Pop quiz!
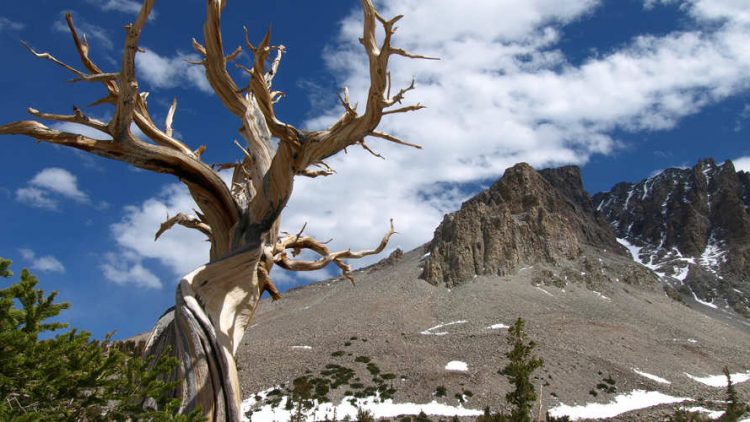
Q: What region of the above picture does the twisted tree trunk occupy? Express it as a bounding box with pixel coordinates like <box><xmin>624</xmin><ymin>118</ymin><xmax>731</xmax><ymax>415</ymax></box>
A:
<box><xmin>0</xmin><ymin>0</ymin><xmax>433</xmax><ymax>419</ymax></box>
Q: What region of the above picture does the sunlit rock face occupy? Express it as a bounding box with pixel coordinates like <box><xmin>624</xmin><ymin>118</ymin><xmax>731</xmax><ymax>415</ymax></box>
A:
<box><xmin>420</xmin><ymin>162</ymin><xmax>622</xmax><ymax>288</ymax></box>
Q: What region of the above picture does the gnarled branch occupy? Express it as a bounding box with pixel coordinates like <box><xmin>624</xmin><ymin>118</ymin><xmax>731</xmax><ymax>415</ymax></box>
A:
<box><xmin>273</xmin><ymin>219</ymin><xmax>397</xmax><ymax>282</ymax></box>
<box><xmin>155</xmin><ymin>213</ymin><xmax>213</xmax><ymax>241</ymax></box>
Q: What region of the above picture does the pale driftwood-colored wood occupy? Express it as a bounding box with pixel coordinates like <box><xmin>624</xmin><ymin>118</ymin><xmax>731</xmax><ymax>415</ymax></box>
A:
<box><xmin>0</xmin><ymin>0</ymin><xmax>431</xmax><ymax>419</ymax></box>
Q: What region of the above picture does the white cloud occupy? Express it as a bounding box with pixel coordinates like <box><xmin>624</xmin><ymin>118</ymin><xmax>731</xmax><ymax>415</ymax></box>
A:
<box><xmin>277</xmin><ymin>0</ymin><xmax>750</xmax><ymax>258</ymax></box>
<box><xmin>0</xmin><ymin>16</ymin><xmax>24</xmax><ymax>32</ymax></box>
<box><xmin>16</xmin><ymin>187</ymin><xmax>58</xmax><ymax>210</ymax></box>
<box><xmin>84</xmin><ymin>0</ymin><xmax>147</xmax><ymax>16</ymax></box>
<box><xmin>16</xmin><ymin>167</ymin><xmax>89</xmax><ymax>210</ymax></box>
<box><xmin>108</xmin><ymin>184</ymin><xmax>211</xmax><ymax>279</ymax></box>
<box><xmin>52</xmin><ymin>12</ymin><xmax>113</xmax><ymax>50</ymax></box>
<box><xmin>136</xmin><ymin>48</ymin><xmax>212</xmax><ymax>93</ymax></box>
<box><xmin>29</xmin><ymin>168</ymin><xmax>89</xmax><ymax>202</ymax></box>
<box><xmin>19</xmin><ymin>248</ymin><xmax>66</xmax><ymax>273</ymax></box>
<box><xmin>99</xmin><ymin>0</ymin><xmax>750</xmax><ymax>281</ymax></box>
<box><xmin>100</xmin><ymin>252</ymin><xmax>161</xmax><ymax>289</ymax></box>
<box><xmin>734</xmin><ymin>156</ymin><xmax>750</xmax><ymax>172</ymax></box>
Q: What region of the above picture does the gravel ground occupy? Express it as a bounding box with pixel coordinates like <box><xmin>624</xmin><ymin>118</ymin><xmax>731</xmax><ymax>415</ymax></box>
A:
<box><xmin>236</xmin><ymin>247</ymin><xmax>750</xmax><ymax>421</ymax></box>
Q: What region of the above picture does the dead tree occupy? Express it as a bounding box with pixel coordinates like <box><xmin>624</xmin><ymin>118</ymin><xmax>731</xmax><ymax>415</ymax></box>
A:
<box><xmin>0</xmin><ymin>0</ymin><xmax>433</xmax><ymax>420</ymax></box>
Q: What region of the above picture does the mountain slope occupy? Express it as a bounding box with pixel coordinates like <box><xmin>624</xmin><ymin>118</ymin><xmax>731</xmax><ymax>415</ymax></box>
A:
<box><xmin>594</xmin><ymin>159</ymin><xmax>750</xmax><ymax>317</ymax></box>
<box><xmin>235</xmin><ymin>161</ymin><xmax>750</xmax><ymax>421</ymax></box>
<box><xmin>237</xmin><ymin>248</ymin><xmax>750</xmax><ymax>421</ymax></box>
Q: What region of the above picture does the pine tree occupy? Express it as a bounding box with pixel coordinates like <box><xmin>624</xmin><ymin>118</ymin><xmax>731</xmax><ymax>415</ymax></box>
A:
<box><xmin>719</xmin><ymin>366</ymin><xmax>749</xmax><ymax>422</ymax></box>
<box><xmin>0</xmin><ymin>257</ymin><xmax>203</xmax><ymax>421</ymax></box>
<box><xmin>499</xmin><ymin>318</ymin><xmax>544</xmax><ymax>422</ymax></box>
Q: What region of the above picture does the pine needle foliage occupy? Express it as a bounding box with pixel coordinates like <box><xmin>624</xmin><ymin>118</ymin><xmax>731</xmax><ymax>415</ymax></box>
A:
<box><xmin>499</xmin><ymin>318</ymin><xmax>544</xmax><ymax>422</ymax></box>
<box><xmin>0</xmin><ymin>257</ymin><xmax>203</xmax><ymax>421</ymax></box>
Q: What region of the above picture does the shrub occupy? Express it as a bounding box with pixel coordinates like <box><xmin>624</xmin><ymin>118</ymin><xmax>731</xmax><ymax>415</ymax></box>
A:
<box><xmin>435</xmin><ymin>385</ymin><xmax>447</xmax><ymax>397</ymax></box>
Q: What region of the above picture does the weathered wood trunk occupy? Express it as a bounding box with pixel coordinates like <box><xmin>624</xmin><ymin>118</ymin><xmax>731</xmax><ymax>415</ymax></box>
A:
<box><xmin>144</xmin><ymin>251</ymin><xmax>262</xmax><ymax>420</ymax></box>
<box><xmin>0</xmin><ymin>0</ymin><xmax>430</xmax><ymax>420</ymax></box>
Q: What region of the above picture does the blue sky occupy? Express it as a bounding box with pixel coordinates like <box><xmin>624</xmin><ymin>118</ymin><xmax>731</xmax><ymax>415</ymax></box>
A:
<box><xmin>1</xmin><ymin>0</ymin><xmax>749</xmax><ymax>339</ymax></box>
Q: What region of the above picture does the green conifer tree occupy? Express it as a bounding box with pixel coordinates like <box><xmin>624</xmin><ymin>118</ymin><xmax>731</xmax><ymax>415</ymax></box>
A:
<box><xmin>719</xmin><ymin>366</ymin><xmax>749</xmax><ymax>422</ymax></box>
<box><xmin>0</xmin><ymin>257</ymin><xmax>203</xmax><ymax>421</ymax></box>
<box><xmin>499</xmin><ymin>318</ymin><xmax>544</xmax><ymax>422</ymax></box>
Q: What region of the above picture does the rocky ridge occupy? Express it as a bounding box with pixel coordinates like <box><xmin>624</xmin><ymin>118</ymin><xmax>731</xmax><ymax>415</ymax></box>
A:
<box><xmin>420</xmin><ymin>163</ymin><xmax>654</xmax><ymax>290</ymax></box>
<box><xmin>594</xmin><ymin>159</ymin><xmax>750</xmax><ymax>317</ymax></box>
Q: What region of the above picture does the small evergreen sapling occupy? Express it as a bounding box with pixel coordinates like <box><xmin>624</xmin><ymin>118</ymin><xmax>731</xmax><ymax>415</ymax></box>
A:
<box><xmin>499</xmin><ymin>318</ymin><xmax>544</xmax><ymax>422</ymax></box>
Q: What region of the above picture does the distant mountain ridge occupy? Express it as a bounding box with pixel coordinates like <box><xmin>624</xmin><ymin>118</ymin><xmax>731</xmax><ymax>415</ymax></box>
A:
<box><xmin>421</xmin><ymin>159</ymin><xmax>750</xmax><ymax>318</ymax></box>
<box><xmin>595</xmin><ymin>159</ymin><xmax>750</xmax><ymax>317</ymax></box>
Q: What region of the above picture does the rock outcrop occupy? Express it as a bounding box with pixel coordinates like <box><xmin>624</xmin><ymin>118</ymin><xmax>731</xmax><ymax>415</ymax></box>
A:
<box><xmin>420</xmin><ymin>163</ymin><xmax>623</xmax><ymax>287</ymax></box>
<box><xmin>594</xmin><ymin>159</ymin><xmax>750</xmax><ymax>316</ymax></box>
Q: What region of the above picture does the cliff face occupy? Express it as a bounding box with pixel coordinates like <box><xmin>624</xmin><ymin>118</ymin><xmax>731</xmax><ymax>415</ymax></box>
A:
<box><xmin>594</xmin><ymin>159</ymin><xmax>750</xmax><ymax>316</ymax></box>
<box><xmin>420</xmin><ymin>163</ymin><xmax>622</xmax><ymax>287</ymax></box>
<box><xmin>420</xmin><ymin>159</ymin><xmax>750</xmax><ymax>317</ymax></box>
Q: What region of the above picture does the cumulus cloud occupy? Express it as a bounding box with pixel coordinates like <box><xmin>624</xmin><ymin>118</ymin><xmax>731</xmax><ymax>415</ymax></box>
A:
<box><xmin>83</xmin><ymin>0</ymin><xmax>149</xmax><ymax>16</ymax></box>
<box><xmin>136</xmin><ymin>48</ymin><xmax>211</xmax><ymax>93</ymax></box>
<box><xmin>19</xmin><ymin>249</ymin><xmax>65</xmax><ymax>273</ymax></box>
<box><xmin>16</xmin><ymin>168</ymin><xmax>89</xmax><ymax>210</ymax></box>
<box><xmin>107</xmin><ymin>184</ymin><xmax>211</xmax><ymax>281</ymax></box>
<box><xmin>0</xmin><ymin>16</ymin><xmax>24</xmax><ymax>32</ymax></box>
<box><xmin>279</xmin><ymin>0</ymin><xmax>750</xmax><ymax>258</ymax></box>
<box><xmin>100</xmin><ymin>252</ymin><xmax>161</xmax><ymax>289</ymax></box>
<box><xmin>103</xmin><ymin>0</ymin><xmax>750</xmax><ymax>280</ymax></box>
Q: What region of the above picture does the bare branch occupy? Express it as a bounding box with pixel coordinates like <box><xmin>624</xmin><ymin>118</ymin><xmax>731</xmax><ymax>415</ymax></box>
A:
<box><xmin>390</xmin><ymin>47</ymin><xmax>439</xmax><ymax>61</ymax></box>
<box><xmin>165</xmin><ymin>97</ymin><xmax>177</xmax><ymax>137</ymax></box>
<box><xmin>212</xmin><ymin>162</ymin><xmax>240</xmax><ymax>172</ymax></box>
<box><xmin>337</xmin><ymin>86</ymin><xmax>358</xmax><ymax>116</ymax></box>
<box><xmin>367</xmin><ymin>130</ymin><xmax>422</xmax><ymax>149</ymax></box>
<box><xmin>225</xmin><ymin>45</ymin><xmax>243</xmax><ymax>62</ymax></box>
<box><xmin>257</xmin><ymin>265</ymin><xmax>281</xmax><ymax>300</ymax></box>
<box><xmin>155</xmin><ymin>213</ymin><xmax>213</xmax><ymax>241</ymax></box>
<box><xmin>111</xmin><ymin>0</ymin><xmax>154</xmax><ymax>141</ymax></box>
<box><xmin>266</xmin><ymin>45</ymin><xmax>285</xmax><ymax>85</ymax></box>
<box><xmin>203</xmin><ymin>1</ymin><xmax>247</xmax><ymax>118</ymax></box>
<box><xmin>21</xmin><ymin>41</ymin><xmax>85</xmax><ymax>78</ymax></box>
<box><xmin>27</xmin><ymin>107</ymin><xmax>110</xmax><ymax>136</ymax></box>
<box><xmin>65</xmin><ymin>13</ymin><xmax>107</xmax><ymax>76</ymax></box>
<box><xmin>385</xmin><ymin>78</ymin><xmax>416</xmax><ymax>107</ymax></box>
<box><xmin>358</xmin><ymin>140</ymin><xmax>385</xmax><ymax>159</ymax></box>
<box><xmin>192</xmin><ymin>38</ymin><xmax>207</xmax><ymax>57</ymax></box>
<box><xmin>297</xmin><ymin>167</ymin><xmax>334</xmax><ymax>178</ymax></box>
<box><xmin>273</xmin><ymin>219</ymin><xmax>397</xmax><ymax>283</ymax></box>
<box><xmin>69</xmin><ymin>72</ymin><xmax>119</xmax><ymax>84</ymax></box>
<box><xmin>382</xmin><ymin>103</ymin><xmax>425</xmax><ymax>115</ymax></box>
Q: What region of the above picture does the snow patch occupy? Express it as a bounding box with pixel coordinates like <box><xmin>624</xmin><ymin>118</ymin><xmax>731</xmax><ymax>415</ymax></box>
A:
<box><xmin>420</xmin><ymin>320</ymin><xmax>467</xmax><ymax>336</ymax></box>
<box><xmin>445</xmin><ymin>361</ymin><xmax>468</xmax><ymax>372</ymax></box>
<box><xmin>487</xmin><ymin>323</ymin><xmax>510</xmax><ymax>330</ymax></box>
<box><xmin>632</xmin><ymin>368</ymin><xmax>671</xmax><ymax>384</ymax></box>
<box><xmin>683</xmin><ymin>406</ymin><xmax>724</xmax><ymax>419</ymax></box>
<box><xmin>548</xmin><ymin>390</ymin><xmax>689</xmax><ymax>421</ymax></box>
<box><xmin>592</xmin><ymin>291</ymin><xmax>611</xmax><ymax>301</ymax></box>
<box><xmin>684</xmin><ymin>371</ymin><xmax>750</xmax><ymax>387</ymax></box>
<box><xmin>699</xmin><ymin>232</ymin><xmax>727</xmax><ymax>275</ymax></box>
<box><xmin>690</xmin><ymin>289</ymin><xmax>718</xmax><ymax>309</ymax></box>
<box><xmin>536</xmin><ymin>286</ymin><xmax>554</xmax><ymax>297</ymax></box>
<box><xmin>291</xmin><ymin>345</ymin><xmax>312</xmax><ymax>350</ymax></box>
<box><xmin>241</xmin><ymin>391</ymin><xmax>483</xmax><ymax>422</ymax></box>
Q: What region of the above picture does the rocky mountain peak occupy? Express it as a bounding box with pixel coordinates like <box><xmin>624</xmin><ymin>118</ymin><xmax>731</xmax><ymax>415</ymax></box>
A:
<box><xmin>594</xmin><ymin>159</ymin><xmax>750</xmax><ymax>316</ymax></box>
<box><xmin>420</xmin><ymin>163</ymin><xmax>623</xmax><ymax>287</ymax></box>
